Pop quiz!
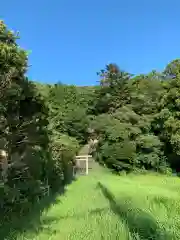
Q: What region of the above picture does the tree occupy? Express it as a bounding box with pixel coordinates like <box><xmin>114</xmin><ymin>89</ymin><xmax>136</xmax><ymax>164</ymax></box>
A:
<box><xmin>163</xmin><ymin>59</ymin><xmax>180</xmax><ymax>79</ymax></box>
<box><xmin>0</xmin><ymin>21</ymin><xmax>53</xmax><ymax>215</ymax></box>
<box><xmin>129</xmin><ymin>72</ymin><xmax>164</xmax><ymax>115</ymax></box>
<box><xmin>152</xmin><ymin>69</ymin><xmax>180</xmax><ymax>171</ymax></box>
<box><xmin>91</xmin><ymin>63</ymin><xmax>132</xmax><ymax>114</ymax></box>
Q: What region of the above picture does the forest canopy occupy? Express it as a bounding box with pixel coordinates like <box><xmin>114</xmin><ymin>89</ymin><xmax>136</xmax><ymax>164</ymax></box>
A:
<box><xmin>37</xmin><ymin>59</ymin><xmax>180</xmax><ymax>174</ymax></box>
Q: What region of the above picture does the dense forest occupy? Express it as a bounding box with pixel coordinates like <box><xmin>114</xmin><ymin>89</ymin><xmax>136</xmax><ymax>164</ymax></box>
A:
<box><xmin>1</xmin><ymin>20</ymin><xmax>180</xmax><ymax>219</ymax></box>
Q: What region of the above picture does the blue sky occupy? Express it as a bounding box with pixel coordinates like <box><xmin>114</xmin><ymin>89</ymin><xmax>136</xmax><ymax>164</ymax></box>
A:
<box><xmin>1</xmin><ymin>0</ymin><xmax>180</xmax><ymax>85</ymax></box>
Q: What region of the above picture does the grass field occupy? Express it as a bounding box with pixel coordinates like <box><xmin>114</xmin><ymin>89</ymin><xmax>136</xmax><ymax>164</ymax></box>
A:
<box><xmin>2</xmin><ymin>166</ymin><xmax>180</xmax><ymax>240</ymax></box>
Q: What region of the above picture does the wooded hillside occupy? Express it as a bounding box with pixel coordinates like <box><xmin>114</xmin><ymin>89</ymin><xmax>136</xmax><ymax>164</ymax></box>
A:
<box><xmin>1</xmin><ymin>20</ymin><xmax>180</xmax><ymax>218</ymax></box>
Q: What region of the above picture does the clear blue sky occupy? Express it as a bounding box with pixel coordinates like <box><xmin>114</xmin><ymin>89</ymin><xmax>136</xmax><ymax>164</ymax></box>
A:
<box><xmin>1</xmin><ymin>1</ymin><xmax>180</xmax><ymax>85</ymax></box>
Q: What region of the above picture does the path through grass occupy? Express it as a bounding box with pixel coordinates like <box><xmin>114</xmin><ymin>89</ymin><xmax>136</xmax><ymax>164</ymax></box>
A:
<box><xmin>4</xmin><ymin>167</ymin><xmax>180</xmax><ymax>239</ymax></box>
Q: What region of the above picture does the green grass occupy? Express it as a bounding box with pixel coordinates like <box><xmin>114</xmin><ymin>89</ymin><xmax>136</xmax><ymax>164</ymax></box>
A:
<box><xmin>2</xmin><ymin>167</ymin><xmax>180</xmax><ymax>239</ymax></box>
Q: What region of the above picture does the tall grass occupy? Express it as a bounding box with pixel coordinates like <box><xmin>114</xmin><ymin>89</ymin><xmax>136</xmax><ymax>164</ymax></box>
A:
<box><xmin>2</xmin><ymin>167</ymin><xmax>180</xmax><ymax>239</ymax></box>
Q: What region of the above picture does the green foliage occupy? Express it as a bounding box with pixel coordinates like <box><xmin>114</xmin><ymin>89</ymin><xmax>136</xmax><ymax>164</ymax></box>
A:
<box><xmin>129</xmin><ymin>74</ymin><xmax>164</xmax><ymax>115</ymax></box>
<box><xmin>47</xmin><ymin>83</ymin><xmax>95</xmax><ymax>144</ymax></box>
<box><xmin>163</xmin><ymin>58</ymin><xmax>180</xmax><ymax>79</ymax></box>
<box><xmin>89</xmin><ymin>61</ymin><xmax>180</xmax><ymax>173</ymax></box>
<box><xmin>0</xmin><ymin>21</ymin><xmax>79</xmax><ymax>217</ymax></box>
<box><xmin>91</xmin><ymin>108</ymin><xmax>166</xmax><ymax>172</ymax></box>
<box><xmin>90</xmin><ymin>64</ymin><xmax>131</xmax><ymax>114</ymax></box>
<box><xmin>1</xmin><ymin>19</ymin><xmax>180</xmax><ymax>225</ymax></box>
<box><xmin>0</xmin><ymin>21</ymin><xmax>49</xmax><ymax>215</ymax></box>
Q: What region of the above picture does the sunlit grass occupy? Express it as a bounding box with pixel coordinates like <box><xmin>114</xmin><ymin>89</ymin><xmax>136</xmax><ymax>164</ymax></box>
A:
<box><xmin>3</xmin><ymin>167</ymin><xmax>180</xmax><ymax>239</ymax></box>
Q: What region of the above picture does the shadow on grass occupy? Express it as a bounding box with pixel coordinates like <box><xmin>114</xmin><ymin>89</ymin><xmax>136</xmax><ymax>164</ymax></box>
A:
<box><xmin>0</xmin><ymin>175</ymin><xmax>77</xmax><ymax>240</ymax></box>
<box><xmin>50</xmin><ymin>207</ymin><xmax>109</xmax><ymax>221</ymax></box>
<box><xmin>97</xmin><ymin>182</ymin><xmax>173</xmax><ymax>240</ymax></box>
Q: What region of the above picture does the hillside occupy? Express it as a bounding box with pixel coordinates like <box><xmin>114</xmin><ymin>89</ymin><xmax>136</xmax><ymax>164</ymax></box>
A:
<box><xmin>1</xmin><ymin>20</ymin><xmax>180</xmax><ymax>240</ymax></box>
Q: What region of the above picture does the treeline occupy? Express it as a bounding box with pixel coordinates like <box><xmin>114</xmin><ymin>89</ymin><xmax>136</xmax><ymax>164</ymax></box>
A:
<box><xmin>88</xmin><ymin>62</ymin><xmax>180</xmax><ymax>174</ymax></box>
<box><xmin>48</xmin><ymin>62</ymin><xmax>180</xmax><ymax>174</ymax></box>
<box><xmin>1</xmin><ymin>20</ymin><xmax>180</xmax><ymax>218</ymax></box>
<box><xmin>41</xmin><ymin>59</ymin><xmax>180</xmax><ymax>175</ymax></box>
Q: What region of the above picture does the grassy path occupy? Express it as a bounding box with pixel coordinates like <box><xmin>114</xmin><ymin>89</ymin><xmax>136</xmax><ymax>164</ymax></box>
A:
<box><xmin>17</xmin><ymin>168</ymin><xmax>128</xmax><ymax>240</ymax></box>
<box><xmin>5</xmin><ymin>166</ymin><xmax>180</xmax><ymax>240</ymax></box>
